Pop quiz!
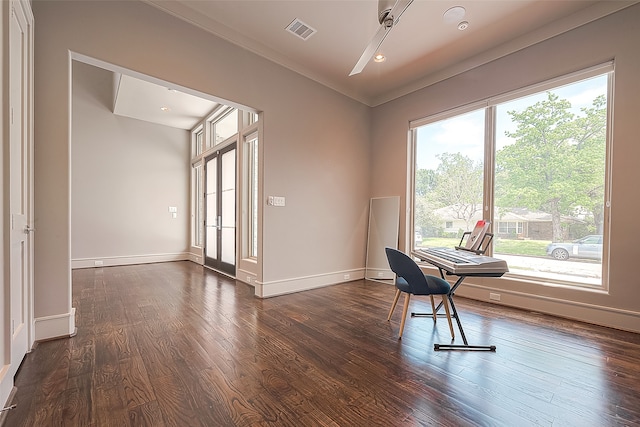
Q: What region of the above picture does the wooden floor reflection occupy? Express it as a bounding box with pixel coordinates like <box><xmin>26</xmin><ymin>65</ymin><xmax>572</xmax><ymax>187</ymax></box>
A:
<box><xmin>5</xmin><ymin>261</ymin><xmax>640</xmax><ymax>426</ymax></box>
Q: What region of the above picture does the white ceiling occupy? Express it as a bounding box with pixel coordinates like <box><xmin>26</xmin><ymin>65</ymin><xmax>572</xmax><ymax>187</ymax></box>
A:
<box><xmin>115</xmin><ymin>0</ymin><xmax>636</xmax><ymax>129</ymax></box>
<box><xmin>113</xmin><ymin>74</ymin><xmax>220</xmax><ymax>130</ymax></box>
<box><xmin>144</xmin><ymin>0</ymin><xmax>636</xmax><ymax>107</ymax></box>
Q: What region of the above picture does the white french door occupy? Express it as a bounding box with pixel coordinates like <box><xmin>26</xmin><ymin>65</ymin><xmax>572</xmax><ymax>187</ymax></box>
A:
<box><xmin>204</xmin><ymin>143</ymin><xmax>237</xmax><ymax>275</ymax></box>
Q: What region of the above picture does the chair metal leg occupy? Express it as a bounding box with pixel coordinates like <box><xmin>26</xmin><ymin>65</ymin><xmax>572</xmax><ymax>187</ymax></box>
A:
<box><xmin>387</xmin><ymin>289</ymin><xmax>401</xmax><ymax>321</ymax></box>
<box><xmin>398</xmin><ymin>293</ymin><xmax>411</xmax><ymax>339</ymax></box>
<box><xmin>441</xmin><ymin>295</ymin><xmax>455</xmax><ymax>339</ymax></box>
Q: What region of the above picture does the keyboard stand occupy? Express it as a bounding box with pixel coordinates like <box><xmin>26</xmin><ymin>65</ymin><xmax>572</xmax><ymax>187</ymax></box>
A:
<box><xmin>412</xmin><ymin>261</ymin><xmax>498</xmax><ymax>352</ymax></box>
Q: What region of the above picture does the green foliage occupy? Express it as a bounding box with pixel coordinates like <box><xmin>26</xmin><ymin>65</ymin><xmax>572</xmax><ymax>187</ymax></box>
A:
<box><xmin>415</xmin><ymin>169</ymin><xmax>436</xmax><ymax>197</ymax></box>
<box><xmin>495</xmin><ymin>92</ymin><xmax>607</xmax><ymax>241</ymax></box>
<box><xmin>414</xmin><ymin>196</ymin><xmax>442</xmax><ymax>237</ymax></box>
<box><xmin>421</xmin><ymin>237</ymin><xmax>461</xmax><ymax>248</ymax></box>
<box><xmin>493</xmin><ymin>239</ymin><xmax>550</xmax><ymax>257</ymax></box>
<box><xmin>415</xmin><ymin>88</ymin><xmax>606</xmax><ymax>243</ymax></box>
<box><xmin>415</xmin><ymin>152</ymin><xmax>483</xmax><ymax>233</ymax></box>
<box><xmin>433</xmin><ymin>152</ymin><xmax>483</xmax><ymax>210</ymax></box>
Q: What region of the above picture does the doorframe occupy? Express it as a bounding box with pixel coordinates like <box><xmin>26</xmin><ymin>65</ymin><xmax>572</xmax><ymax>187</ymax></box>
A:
<box><xmin>204</xmin><ymin>142</ymin><xmax>237</xmax><ymax>276</ymax></box>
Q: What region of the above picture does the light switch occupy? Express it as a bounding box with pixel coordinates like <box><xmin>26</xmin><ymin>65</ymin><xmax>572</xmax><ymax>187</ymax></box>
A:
<box><xmin>268</xmin><ymin>196</ymin><xmax>286</xmax><ymax>207</ymax></box>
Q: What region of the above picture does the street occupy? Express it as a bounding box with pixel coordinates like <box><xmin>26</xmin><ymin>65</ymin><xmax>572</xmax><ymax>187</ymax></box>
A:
<box><xmin>498</xmin><ymin>253</ymin><xmax>601</xmax><ymax>285</ymax></box>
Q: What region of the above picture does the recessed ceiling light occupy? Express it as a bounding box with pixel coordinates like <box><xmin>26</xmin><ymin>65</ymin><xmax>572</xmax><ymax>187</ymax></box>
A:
<box><xmin>160</xmin><ymin>106</ymin><xmax>171</xmax><ymax>112</ymax></box>
<box><xmin>373</xmin><ymin>53</ymin><xmax>386</xmax><ymax>63</ymax></box>
<box><xmin>458</xmin><ymin>21</ymin><xmax>469</xmax><ymax>31</ymax></box>
<box><xmin>443</xmin><ymin>6</ymin><xmax>466</xmax><ymax>24</ymax></box>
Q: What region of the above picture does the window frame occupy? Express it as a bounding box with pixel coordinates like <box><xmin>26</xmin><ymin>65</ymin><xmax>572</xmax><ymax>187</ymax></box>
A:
<box><xmin>243</xmin><ymin>130</ymin><xmax>259</xmax><ymax>259</ymax></box>
<box><xmin>209</xmin><ymin>107</ymin><xmax>238</xmax><ymax>147</ymax></box>
<box><xmin>408</xmin><ymin>62</ymin><xmax>614</xmax><ymax>290</ymax></box>
<box><xmin>190</xmin><ymin>161</ymin><xmax>203</xmax><ymax>248</ymax></box>
<box><xmin>192</xmin><ymin>125</ymin><xmax>203</xmax><ymax>157</ymax></box>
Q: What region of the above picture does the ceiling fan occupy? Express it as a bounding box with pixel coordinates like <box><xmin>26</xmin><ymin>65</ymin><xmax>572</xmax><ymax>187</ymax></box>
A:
<box><xmin>349</xmin><ymin>0</ymin><xmax>415</xmax><ymax>76</ymax></box>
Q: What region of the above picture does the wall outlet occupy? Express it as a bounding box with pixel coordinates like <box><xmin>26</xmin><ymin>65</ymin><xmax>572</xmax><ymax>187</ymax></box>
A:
<box><xmin>489</xmin><ymin>292</ymin><xmax>501</xmax><ymax>301</ymax></box>
<box><xmin>94</xmin><ymin>260</ymin><xmax>103</xmax><ymax>267</ymax></box>
<box><xmin>343</xmin><ymin>274</ymin><xmax>350</xmax><ymax>280</ymax></box>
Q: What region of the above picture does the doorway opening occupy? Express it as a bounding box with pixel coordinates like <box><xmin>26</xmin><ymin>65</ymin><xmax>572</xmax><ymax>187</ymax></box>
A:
<box><xmin>205</xmin><ymin>143</ymin><xmax>237</xmax><ymax>276</ymax></box>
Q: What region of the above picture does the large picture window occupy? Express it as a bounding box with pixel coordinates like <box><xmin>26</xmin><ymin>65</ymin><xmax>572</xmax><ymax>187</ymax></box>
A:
<box><xmin>411</xmin><ymin>64</ymin><xmax>612</xmax><ymax>288</ymax></box>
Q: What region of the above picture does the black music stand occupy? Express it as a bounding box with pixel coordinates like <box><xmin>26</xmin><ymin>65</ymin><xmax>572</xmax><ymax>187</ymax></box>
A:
<box><xmin>413</xmin><ymin>233</ymin><xmax>499</xmax><ymax>352</ymax></box>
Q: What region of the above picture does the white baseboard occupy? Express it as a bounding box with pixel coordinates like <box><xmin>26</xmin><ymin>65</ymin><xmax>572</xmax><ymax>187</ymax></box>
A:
<box><xmin>236</xmin><ymin>268</ymin><xmax>257</xmax><ymax>287</ymax></box>
<box><xmin>365</xmin><ymin>267</ymin><xmax>394</xmax><ymax>281</ymax></box>
<box><xmin>188</xmin><ymin>252</ymin><xmax>203</xmax><ymax>264</ymax></box>
<box><xmin>457</xmin><ymin>283</ymin><xmax>640</xmax><ymax>334</ymax></box>
<box><xmin>253</xmin><ymin>268</ymin><xmax>365</xmax><ymax>298</ymax></box>
<box><xmin>71</xmin><ymin>252</ymin><xmax>190</xmax><ymax>269</ymax></box>
<box><xmin>34</xmin><ymin>307</ymin><xmax>76</xmax><ymax>341</ymax></box>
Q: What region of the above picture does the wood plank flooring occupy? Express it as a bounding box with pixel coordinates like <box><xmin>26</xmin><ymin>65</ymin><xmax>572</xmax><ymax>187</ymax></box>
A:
<box><xmin>4</xmin><ymin>261</ymin><xmax>640</xmax><ymax>426</ymax></box>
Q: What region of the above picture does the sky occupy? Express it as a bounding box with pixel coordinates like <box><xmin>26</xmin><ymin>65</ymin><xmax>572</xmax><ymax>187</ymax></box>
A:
<box><xmin>415</xmin><ymin>74</ymin><xmax>609</xmax><ymax>170</ymax></box>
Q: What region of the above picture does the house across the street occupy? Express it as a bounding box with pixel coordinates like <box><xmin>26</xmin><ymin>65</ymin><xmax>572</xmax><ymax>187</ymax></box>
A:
<box><xmin>429</xmin><ymin>205</ymin><xmax>590</xmax><ymax>241</ymax></box>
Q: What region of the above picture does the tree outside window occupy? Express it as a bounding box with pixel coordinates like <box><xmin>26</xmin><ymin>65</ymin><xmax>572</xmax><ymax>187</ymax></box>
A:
<box><xmin>412</xmin><ymin>70</ymin><xmax>610</xmax><ymax>287</ymax></box>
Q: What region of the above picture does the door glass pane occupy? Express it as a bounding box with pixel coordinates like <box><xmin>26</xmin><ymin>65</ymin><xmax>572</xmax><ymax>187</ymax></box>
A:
<box><xmin>414</xmin><ymin>109</ymin><xmax>486</xmax><ymax>249</ymax></box>
<box><xmin>221</xmin><ymin>190</ymin><xmax>235</xmax><ymax>227</ymax></box>
<box><xmin>221</xmin><ymin>149</ymin><xmax>236</xmax><ymax>192</ymax></box>
<box><xmin>206</xmin><ymin>157</ymin><xmax>216</xmax><ymax>190</ymax></box>
<box><xmin>221</xmin><ymin>228</ymin><xmax>235</xmax><ymax>264</ymax></box>
<box><xmin>206</xmin><ymin>224</ymin><xmax>217</xmax><ymax>259</ymax></box>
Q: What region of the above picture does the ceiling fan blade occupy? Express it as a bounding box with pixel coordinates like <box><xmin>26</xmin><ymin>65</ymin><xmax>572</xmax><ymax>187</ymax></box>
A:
<box><xmin>349</xmin><ymin>25</ymin><xmax>391</xmax><ymax>76</ymax></box>
<box><xmin>349</xmin><ymin>0</ymin><xmax>414</xmax><ymax>76</ymax></box>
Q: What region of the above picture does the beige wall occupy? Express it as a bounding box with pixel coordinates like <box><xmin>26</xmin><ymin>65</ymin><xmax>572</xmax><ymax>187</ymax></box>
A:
<box><xmin>33</xmin><ymin>0</ymin><xmax>370</xmax><ymax>335</ymax></box>
<box><xmin>31</xmin><ymin>0</ymin><xmax>640</xmax><ymax>337</ymax></box>
<box><xmin>71</xmin><ymin>61</ymin><xmax>190</xmax><ymax>267</ymax></box>
<box><xmin>371</xmin><ymin>4</ymin><xmax>640</xmax><ymax>332</ymax></box>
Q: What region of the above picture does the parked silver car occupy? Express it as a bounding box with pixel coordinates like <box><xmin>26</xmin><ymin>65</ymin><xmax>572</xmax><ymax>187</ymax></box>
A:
<box><xmin>546</xmin><ymin>235</ymin><xmax>602</xmax><ymax>260</ymax></box>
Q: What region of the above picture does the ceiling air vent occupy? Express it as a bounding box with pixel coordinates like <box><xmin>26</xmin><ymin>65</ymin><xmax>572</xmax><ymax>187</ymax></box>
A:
<box><xmin>286</xmin><ymin>19</ymin><xmax>317</xmax><ymax>41</ymax></box>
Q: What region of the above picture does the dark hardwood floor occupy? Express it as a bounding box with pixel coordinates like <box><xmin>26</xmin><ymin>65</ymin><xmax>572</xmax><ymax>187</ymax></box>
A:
<box><xmin>4</xmin><ymin>261</ymin><xmax>640</xmax><ymax>426</ymax></box>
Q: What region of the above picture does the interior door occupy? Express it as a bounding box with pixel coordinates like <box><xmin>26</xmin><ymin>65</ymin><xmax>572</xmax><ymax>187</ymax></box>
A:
<box><xmin>204</xmin><ymin>143</ymin><xmax>236</xmax><ymax>275</ymax></box>
<box><xmin>5</xmin><ymin>0</ymin><xmax>33</xmax><ymax>393</ymax></box>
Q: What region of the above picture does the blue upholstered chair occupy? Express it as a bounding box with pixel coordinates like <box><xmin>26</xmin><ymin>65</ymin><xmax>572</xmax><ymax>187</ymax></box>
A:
<box><xmin>385</xmin><ymin>247</ymin><xmax>455</xmax><ymax>339</ymax></box>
